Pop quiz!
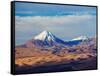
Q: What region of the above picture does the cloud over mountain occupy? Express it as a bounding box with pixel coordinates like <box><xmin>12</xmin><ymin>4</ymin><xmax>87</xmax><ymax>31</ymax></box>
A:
<box><xmin>15</xmin><ymin>15</ymin><xmax>96</xmax><ymax>45</ymax></box>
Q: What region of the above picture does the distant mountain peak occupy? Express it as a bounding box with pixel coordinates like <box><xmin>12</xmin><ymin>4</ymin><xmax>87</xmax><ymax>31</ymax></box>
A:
<box><xmin>71</xmin><ymin>36</ymin><xmax>88</xmax><ymax>41</ymax></box>
<box><xmin>32</xmin><ymin>30</ymin><xmax>65</xmax><ymax>47</ymax></box>
<box><xmin>34</xmin><ymin>30</ymin><xmax>55</xmax><ymax>41</ymax></box>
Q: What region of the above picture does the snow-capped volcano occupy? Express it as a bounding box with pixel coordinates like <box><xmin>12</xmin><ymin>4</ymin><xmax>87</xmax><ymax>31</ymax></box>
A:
<box><xmin>29</xmin><ymin>30</ymin><xmax>65</xmax><ymax>47</ymax></box>
<box><xmin>34</xmin><ymin>30</ymin><xmax>56</xmax><ymax>41</ymax></box>
<box><xmin>71</xmin><ymin>36</ymin><xmax>88</xmax><ymax>41</ymax></box>
<box><xmin>64</xmin><ymin>36</ymin><xmax>89</xmax><ymax>46</ymax></box>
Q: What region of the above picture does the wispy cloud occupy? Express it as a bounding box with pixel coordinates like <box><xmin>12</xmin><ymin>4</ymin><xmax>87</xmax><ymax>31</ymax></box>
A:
<box><xmin>15</xmin><ymin>15</ymin><xmax>96</xmax><ymax>44</ymax></box>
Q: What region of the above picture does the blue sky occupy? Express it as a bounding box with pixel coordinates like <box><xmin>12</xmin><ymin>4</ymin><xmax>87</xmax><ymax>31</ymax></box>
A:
<box><xmin>15</xmin><ymin>2</ymin><xmax>97</xmax><ymax>45</ymax></box>
<box><xmin>15</xmin><ymin>2</ymin><xmax>96</xmax><ymax>16</ymax></box>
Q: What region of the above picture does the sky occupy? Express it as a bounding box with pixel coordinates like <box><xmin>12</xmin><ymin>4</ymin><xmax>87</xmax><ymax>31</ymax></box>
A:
<box><xmin>15</xmin><ymin>2</ymin><xmax>97</xmax><ymax>45</ymax></box>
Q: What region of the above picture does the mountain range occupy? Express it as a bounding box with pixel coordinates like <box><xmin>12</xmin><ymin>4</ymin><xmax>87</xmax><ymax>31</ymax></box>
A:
<box><xmin>17</xmin><ymin>30</ymin><xmax>91</xmax><ymax>48</ymax></box>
